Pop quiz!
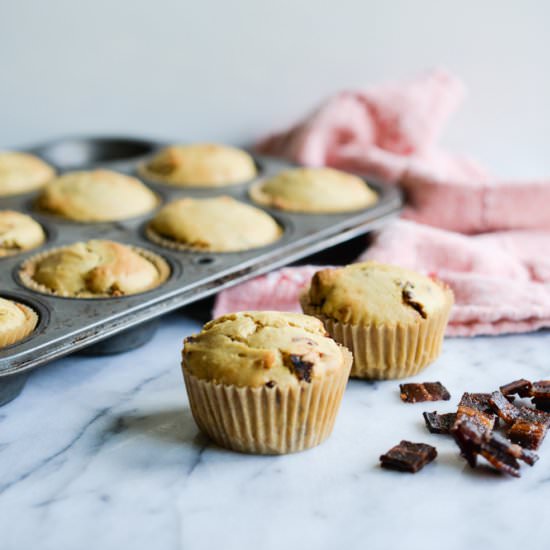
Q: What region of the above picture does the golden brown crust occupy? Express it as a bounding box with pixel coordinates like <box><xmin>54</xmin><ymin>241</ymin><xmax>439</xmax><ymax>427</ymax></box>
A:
<box><xmin>306</xmin><ymin>262</ymin><xmax>454</xmax><ymax>326</ymax></box>
<box><xmin>139</xmin><ymin>143</ymin><xmax>257</xmax><ymax>187</ymax></box>
<box><xmin>146</xmin><ymin>196</ymin><xmax>281</xmax><ymax>252</ymax></box>
<box><xmin>0</xmin><ymin>152</ymin><xmax>55</xmax><ymax>196</ymax></box>
<box><xmin>249</xmin><ymin>168</ymin><xmax>377</xmax><ymax>213</ymax></box>
<box><xmin>19</xmin><ymin>240</ymin><xmax>170</xmax><ymax>298</ymax></box>
<box><xmin>0</xmin><ymin>210</ymin><xmax>45</xmax><ymax>257</ymax></box>
<box><xmin>182</xmin><ymin>311</ymin><xmax>349</xmax><ymax>388</ymax></box>
<box><xmin>0</xmin><ymin>298</ymin><xmax>38</xmax><ymax>348</ymax></box>
<box><xmin>36</xmin><ymin>169</ymin><xmax>158</xmax><ymax>222</ymax></box>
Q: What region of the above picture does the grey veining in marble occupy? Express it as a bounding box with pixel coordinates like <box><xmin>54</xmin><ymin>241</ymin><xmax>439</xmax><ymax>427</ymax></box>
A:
<box><xmin>1</xmin><ymin>311</ymin><xmax>549</xmax><ymax>550</ymax></box>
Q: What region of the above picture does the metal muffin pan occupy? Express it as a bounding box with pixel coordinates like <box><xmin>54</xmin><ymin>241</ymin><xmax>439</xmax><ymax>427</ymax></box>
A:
<box><xmin>0</xmin><ymin>135</ymin><xmax>402</xmax><ymax>403</ymax></box>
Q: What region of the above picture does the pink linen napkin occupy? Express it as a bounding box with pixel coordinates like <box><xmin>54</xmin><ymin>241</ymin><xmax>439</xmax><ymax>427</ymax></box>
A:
<box><xmin>214</xmin><ymin>69</ymin><xmax>550</xmax><ymax>336</ymax></box>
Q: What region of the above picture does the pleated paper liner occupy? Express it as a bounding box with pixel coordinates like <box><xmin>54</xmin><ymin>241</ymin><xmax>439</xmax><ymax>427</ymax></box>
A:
<box><xmin>18</xmin><ymin>244</ymin><xmax>171</xmax><ymax>299</ymax></box>
<box><xmin>145</xmin><ymin>223</ymin><xmax>282</xmax><ymax>253</ymax></box>
<box><xmin>0</xmin><ymin>302</ymin><xmax>38</xmax><ymax>348</ymax></box>
<box><xmin>301</xmin><ymin>293</ymin><xmax>453</xmax><ymax>380</ymax></box>
<box><xmin>182</xmin><ymin>348</ymin><xmax>352</xmax><ymax>455</ymax></box>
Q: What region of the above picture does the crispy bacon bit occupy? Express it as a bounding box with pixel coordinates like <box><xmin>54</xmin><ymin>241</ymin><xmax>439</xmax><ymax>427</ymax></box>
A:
<box><xmin>532</xmin><ymin>398</ymin><xmax>550</xmax><ymax>412</ymax></box>
<box><xmin>423</xmin><ymin>411</ymin><xmax>457</xmax><ymax>435</ymax></box>
<box><xmin>399</xmin><ymin>382</ymin><xmax>450</xmax><ymax>403</ymax></box>
<box><xmin>489</xmin><ymin>391</ymin><xmax>550</xmax><ymax>426</ymax></box>
<box><xmin>454</xmin><ymin>393</ymin><xmax>497</xmax><ymax>434</ymax></box>
<box><xmin>282</xmin><ymin>354</ymin><xmax>314</xmax><ymax>382</ymax></box>
<box><xmin>532</xmin><ymin>380</ymin><xmax>550</xmax><ymax>399</ymax></box>
<box><xmin>508</xmin><ymin>420</ymin><xmax>547</xmax><ymax>450</ymax></box>
<box><xmin>499</xmin><ymin>379</ymin><xmax>533</xmax><ymax>398</ymax></box>
<box><xmin>380</xmin><ymin>441</ymin><xmax>437</xmax><ymax>473</ymax></box>
<box><xmin>401</xmin><ymin>282</ymin><xmax>427</xmax><ymax>319</ymax></box>
<box><xmin>452</xmin><ymin>418</ymin><xmax>538</xmax><ymax>477</ymax></box>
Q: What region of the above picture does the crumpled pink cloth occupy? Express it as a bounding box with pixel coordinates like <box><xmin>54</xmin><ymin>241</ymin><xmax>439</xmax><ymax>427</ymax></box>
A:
<box><xmin>214</xmin><ymin>69</ymin><xmax>550</xmax><ymax>336</ymax></box>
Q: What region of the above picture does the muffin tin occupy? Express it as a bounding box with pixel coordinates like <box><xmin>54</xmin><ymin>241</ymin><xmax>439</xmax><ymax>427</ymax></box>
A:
<box><xmin>0</xmin><ymin>135</ymin><xmax>402</xmax><ymax>404</ymax></box>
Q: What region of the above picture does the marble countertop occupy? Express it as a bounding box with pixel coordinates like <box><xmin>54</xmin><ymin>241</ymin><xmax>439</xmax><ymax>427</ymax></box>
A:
<box><xmin>1</xmin><ymin>311</ymin><xmax>549</xmax><ymax>550</ymax></box>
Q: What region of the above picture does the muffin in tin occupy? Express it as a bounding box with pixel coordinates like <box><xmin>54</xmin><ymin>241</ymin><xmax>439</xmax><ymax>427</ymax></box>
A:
<box><xmin>139</xmin><ymin>143</ymin><xmax>257</xmax><ymax>187</ymax></box>
<box><xmin>249</xmin><ymin>167</ymin><xmax>377</xmax><ymax>213</ymax></box>
<box><xmin>182</xmin><ymin>311</ymin><xmax>352</xmax><ymax>454</ymax></box>
<box><xmin>19</xmin><ymin>239</ymin><xmax>170</xmax><ymax>298</ymax></box>
<box><xmin>0</xmin><ymin>152</ymin><xmax>55</xmax><ymax>197</ymax></box>
<box><xmin>36</xmin><ymin>169</ymin><xmax>158</xmax><ymax>222</ymax></box>
<box><xmin>0</xmin><ymin>210</ymin><xmax>46</xmax><ymax>257</ymax></box>
<box><xmin>146</xmin><ymin>196</ymin><xmax>282</xmax><ymax>252</ymax></box>
<box><xmin>0</xmin><ymin>297</ymin><xmax>38</xmax><ymax>348</ymax></box>
<box><xmin>300</xmin><ymin>261</ymin><xmax>454</xmax><ymax>379</ymax></box>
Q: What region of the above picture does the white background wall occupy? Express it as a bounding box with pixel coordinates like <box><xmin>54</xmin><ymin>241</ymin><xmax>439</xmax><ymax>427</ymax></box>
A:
<box><xmin>1</xmin><ymin>0</ymin><xmax>549</xmax><ymax>177</ymax></box>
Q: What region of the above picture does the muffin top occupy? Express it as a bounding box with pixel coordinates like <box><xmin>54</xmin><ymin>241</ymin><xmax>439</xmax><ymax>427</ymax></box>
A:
<box><xmin>22</xmin><ymin>240</ymin><xmax>167</xmax><ymax>297</ymax></box>
<box><xmin>0</xmin><ymin>297</ymin><xmax>31</xmax><ymax>334</ymax></box>
<box><xmin>305</xmin><ymin>262</ymin><xmax>453</xmax><ymax>325</ymax></box>
<box><xmin>139</xmin><ymin>143</ymin><xmax>257</xmax><ymax>187</ymax></box>
<box><xmin>249</xmin><ymin>167</ymin><xmax>377</xmax><ymax>213</ymax></box>
<box><xmin>0</xmin><ymin>297</ymin><xmax>37</xmax><ymax>347</ymax></box>
<box><xmin>183</xmin><ymin>311</ymin><xmax>347</xmax><ymax>388</ymax></box>
<box><xmin>37</xmin><ymin>169</ymin><xmax>158</xmax><ymax>222</ymax></box>
<box><xmin>0</xmin><ymin>152</ymin><xmax>55</xmax><ymax>196</ymax></box>
<box><xmin>0</xmin><ymin>210</ymin><xmax>45</xmax><ymax>257</ymax></box>
<box><xmin>148</xmin><ymin>196</ymin><xmax>281</xmax><ymax>252</ymax></box>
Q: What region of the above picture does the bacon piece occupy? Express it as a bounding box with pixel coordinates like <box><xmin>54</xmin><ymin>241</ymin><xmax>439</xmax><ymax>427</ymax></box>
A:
<box><xmin>423</xmin><ymin>411</ymin><xmax>456</xmax><ymax>435</ymax></box>
<box><xmin>489</xmin><ymin>391</ymin><xmax>550</xmax><ymax>426</ymax></box>
<box><xmin>452</xmin><ymin>418</ymin><xmax>538</xmax><ymax>477</ymax></box>
<box><xmin>508</xmin><ymin>420</ymin><xmax>548</xmax><ymax>450</ymax></box>
<box><xmin>380</xmin><ymin>441</ymin><xmax>437</xmax><ymax>473</ymax></box>
<box><xmin>399</xmin><ymin>382</ymin><xmax>450</xmax><ymax>403</ymax></box>
<box><xmin>499</xmin><ymin>379</ymin><xmax>533</xmax><ymax>398</ymax></box>
<box><xmin>454</xmin><ymin>393</ymin><xmax>496</xmax><ymax>434</ymax></box>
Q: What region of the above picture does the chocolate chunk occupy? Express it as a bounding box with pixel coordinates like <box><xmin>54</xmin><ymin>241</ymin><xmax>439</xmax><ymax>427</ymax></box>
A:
<box><xmin>287</xmin><ymin>354</ymin><xmax>314</xmax><ymax>382</ymax></box>
<box><xmin>532</xmin><ymin>397</ymin><xmax>550</xmax><ymax>412</ymax></box>
<box><xmin>489</xmin><ymin>391</ymin><xmax>550</xmax><ymax>426</ymax></box>
<box><xmin>380</xmin><ymin>440</ymin><xmax>437</xmax><ymax>473</ymax></box>
<box><xmin>401</xmin><ymin>282</ymin><xmax>427</xmax><ymax>319</ymax></box>
<box><xmin>532</xmin><ymin>380</ymin><xmax>550</xmax><ymax>399</ymax></box>
<box><xmin>500</xmin><ymin>379</ymin><xmax>533</xmax><ymax>398</ymax></box>
<box><xmin>423</xmin><ymin>411</ymin><xmax>457</xmax><ymax>434</ymax></box>
<box><xmin>265</xmin><ymin>380</ymin><xmax>276</xmax><ymax>388</ymax></box>
<box><xmin>452</xmin><ymin>418</ymin><xmax>538</xmax><ymax>477</ymax></box>
<box><xmin>508</xmin><ymin>420</ymin><xmax>547</xmax><ymax>450</ymax></box>
<box><xmin>400</xmin><ymin>382</ymin><xmax>451</xmax><ymax>403</ymax></box>
<box><xmin>454</xmin><ymin>393</ymin><xmax>496</xmax><ymax>434</ymax></box>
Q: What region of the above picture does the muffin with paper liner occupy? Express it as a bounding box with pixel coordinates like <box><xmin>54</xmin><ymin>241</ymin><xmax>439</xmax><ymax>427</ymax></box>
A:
<box><xmin>181</xmin><ymin>311</ymin><xmax>352</xmax><ymax>455</ymax></box>
<box><xmin>300</xmin><ymin>261</ymin><xmax>453</xmax><ymax>380</ymax></box>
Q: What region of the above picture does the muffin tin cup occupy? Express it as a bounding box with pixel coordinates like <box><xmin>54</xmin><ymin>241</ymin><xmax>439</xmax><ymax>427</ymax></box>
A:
<box><xmin>0</xmin><ymin>303</ymin><xmax>38</xmax><ymax>348</ymax></box>
<box><xmin>182</xmin><ymin>348</ymin><xmax>352</xmax><ymax>455</ymax></box>
<box><xmin>18</xmin><ymin>244</ymin><xmax>171</xmax><ymax>299</ymax></box>
<box><xmin>300</xmin><ymin>294</ymin><xmax>453</xmax><ymax>380</ymax></box>
<box><xmin>144</xmin><ymin>223</ymin><xmax>283</xmax><ymax>254</ymax></box>
<box><xmin>0</xmin><ymin>135</ymin><xmax>402</xmax><ymax>404</ymax></box>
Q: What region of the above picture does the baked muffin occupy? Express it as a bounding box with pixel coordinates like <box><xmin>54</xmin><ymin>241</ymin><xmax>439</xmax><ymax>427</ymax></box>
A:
<box><xmin>249</xmin><ymin>167</ymin><xmax>377</xmax><ymax>213</ymax></box>
<box><xmin>0</xmin><ymin>152</ymin><xmax>55</xmax><ymax>196</ymax></box>
<box><xmin>0</xmin><ymin>210</ymin><xmax>45</xmax><ymax>257</ymax></box>
<box><xmin>182</xmin><ymin>311</ymin><xmax>352</xmax><ymax>454</ymax></box>
<box><xmin>139</xmin><ymin>143</ymin><xmax>257</xmax><ymax>187</ymax></box>
<box><xmin>301</xmin><ymin>262</ymin><xmax>454</xmax><ymax>379</ymax></box>
<box><xmin>146</xmin><ymin>196</ymin><xmax>281</xmax><ymax>252</ymax></box>
<box><xmin>36</xmin><ymin>169</ymin><xmax>158</xmax><ymax>222</ymax></box>
<box><xmin>19</xmin><ymin>240</ymin><xmax>170</xmax><ymax>298</ymax></box>
<box><xmin>0</xmin><ymin>297</ymin><xmax>38</xmax><ymax>348</ymax></box>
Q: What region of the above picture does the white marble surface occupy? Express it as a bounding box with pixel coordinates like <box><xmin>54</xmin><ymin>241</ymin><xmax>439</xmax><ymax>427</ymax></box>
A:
<box><xmin>1</xmin><ymin>311</ymin><xmax>550</xmax><ymax>550</ymax></box>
